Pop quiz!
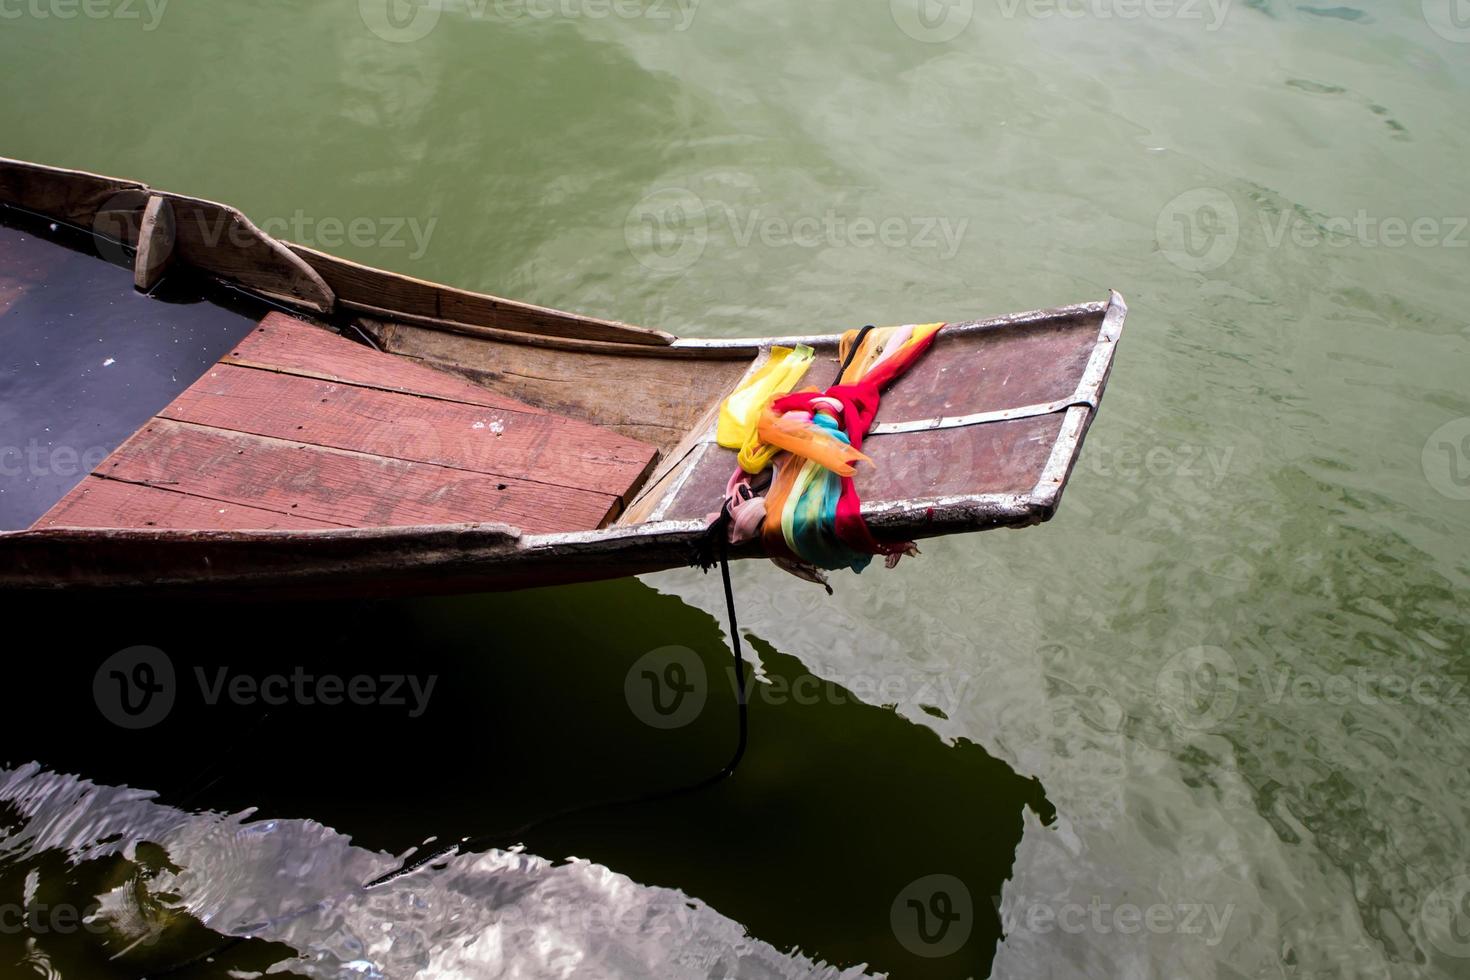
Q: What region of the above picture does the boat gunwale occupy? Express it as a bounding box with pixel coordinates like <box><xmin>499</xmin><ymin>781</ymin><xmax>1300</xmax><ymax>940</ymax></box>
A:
<box><xmin>0</xmin><ymin>493</ymin><xmax>1040</xmax><ymax>594</ymax></box>
<box><xmin>0</xmin><ymin>155</ymin><xmax>1127</xmax><ymax>592</ymax></box>
<box><xmin>0</xmin><ymin>155</ymin><xmax>670</xmax><ymax>348</ymax></box>
<box><xmin>637</xmin><ymin>290</ymin><xmax>1125</xmax><ymax>523</ymax></box>
<box><xmin>0</xmin><ymin>293</ymin><xmax>1126</xmax><ymax>584</ymax></box>
<box><xmin>1</xmin><ymin>155</ymin><xmax>1112</xmax><ymax>359</ymax></box>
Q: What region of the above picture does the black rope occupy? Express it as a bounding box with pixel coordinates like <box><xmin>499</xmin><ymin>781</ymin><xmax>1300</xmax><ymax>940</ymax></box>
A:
<box><xmin>711</xmin><ymin>520</ymin><xmax>749</xmax><ymax>779</ymax></box>
<box><xmin>836</xmin><ymin>324</ymin><xmax>876</xmax><ymax>380</ymax></box>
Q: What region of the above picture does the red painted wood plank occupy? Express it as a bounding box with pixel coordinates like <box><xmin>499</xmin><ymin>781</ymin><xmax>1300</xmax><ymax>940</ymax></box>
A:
<box><xmin>36</xmin><ymin>476</ymin><xmax>344</xmax><ymax>530</ymax></box>
<box><xmin>160</xmin><ymin>364</ymin><xmax>658</xmax><ymax>499</ymax></box>
<box><xmin>223</xmin><ymin>313</ymin><xmax>548</xmax><ymax>414</ymax></box>
<box><xmin>96</xmin><ymin>419</ymin><xmax>617</xmax><ymax>531</ymax></box>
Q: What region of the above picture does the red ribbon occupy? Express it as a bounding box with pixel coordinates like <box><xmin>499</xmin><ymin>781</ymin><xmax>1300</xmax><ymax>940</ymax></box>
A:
<box><xmin>767</xmin><ymin>326</ymin><xmax>943</xmax><ymax>558</ymax></box>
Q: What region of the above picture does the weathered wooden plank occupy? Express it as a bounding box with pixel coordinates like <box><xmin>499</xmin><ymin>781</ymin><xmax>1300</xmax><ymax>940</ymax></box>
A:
<box><xmin>160</xmin><ymin>193</ymin><xmax>335</xmax><ymax>313</ymax></box>
<box><xmin>38</xmin><ymin>476</ymin><xmax>344</xmax><ymax>530</ymax></box>
<box><xmin>361</xmin><ymin>315</ymin><xmax>753</xmax><ymax>358</ymax></box>
<box><xmin>97</xmin><ymin>419</ymin><xmax>618</xmax><ymax>531</ymax></box>
<box><xmin>0</xmin><ymin>156</ymin><xmax>147</xmax><ymax>230</ymax></box>
<box><xmin>659</xmin><ymin>414</ymin><xmax>1066</xmax><ymax>521</ymax></box>
<box><xmin>369</xmin><ymin>318</ymin><xmax>753</xmax><ymax>453</ymax></box>
<box><xmin>0</xmin><ymin>522</ymin><xmax>704</xmax><ymax>598</ymax></box>
<box><xmin>0</xmin><ymin>160</ymin><xmax>336</xmax><ymax>313</ymax></box>
<box><xmin>133</xmin><ymin>195</ymin><xmax>174</xmax><ymax>292</ymax></box>
<box><xmin>290</xmin><ymin>243</ymin><xmax>673</xmax><ymax>346</ymax></box>
<box><xmin>876</xmin><ymin>318</ymin><xmax>1097</xmax><ymax>422</ymax></box>
<box><xmin>161</xmin><ymin>364</ymin><xmax>659</xmax><ymax>499</ymax></box>
<box><xmin>223</xmin><ymin>313</ymin><xmax>548</xmax><ymax>415</ymax></box>
<box><xmin>856</xmin><ymin>416</ymin><xmax>1065</xmax><ymax>500</ymax></box>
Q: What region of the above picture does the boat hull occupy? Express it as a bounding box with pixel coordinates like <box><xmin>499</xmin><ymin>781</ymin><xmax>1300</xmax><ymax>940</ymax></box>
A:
<box><xmin>0</xmin><ymin>156</ymin><xmax>1125</xmax><ymax>595</ymax></box>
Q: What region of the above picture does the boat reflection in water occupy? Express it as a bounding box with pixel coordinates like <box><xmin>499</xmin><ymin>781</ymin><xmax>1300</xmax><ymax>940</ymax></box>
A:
<box><xmin>0</xmin><ymin>580</ymin><xmax>1052</xmax><ymax>978</ymax></box>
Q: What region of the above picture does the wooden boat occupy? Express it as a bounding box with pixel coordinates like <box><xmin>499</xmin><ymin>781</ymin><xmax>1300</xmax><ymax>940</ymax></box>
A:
<box><xmin>0</xmin><ymin>156</ymin><xmax>1125</xmax><ymax>596</ymax></box>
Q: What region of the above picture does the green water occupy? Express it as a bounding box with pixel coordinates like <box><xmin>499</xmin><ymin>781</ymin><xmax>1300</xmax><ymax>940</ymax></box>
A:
<box><xmin>3</xmin><ymin>0</ymin><xmax>1470</xmax><ymax>977</ymax></box>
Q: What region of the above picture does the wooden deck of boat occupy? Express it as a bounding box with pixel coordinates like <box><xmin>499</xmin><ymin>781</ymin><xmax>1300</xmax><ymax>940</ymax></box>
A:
<box><xmin>34</xmin><ymin>313</ymin><xmax>660</xmax><ymax>533</ymax></box>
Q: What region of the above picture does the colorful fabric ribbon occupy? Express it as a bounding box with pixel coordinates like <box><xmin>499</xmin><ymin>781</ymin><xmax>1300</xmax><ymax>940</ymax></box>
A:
<box><xmin>716</xmin><ymin>344</ymin><xmax>814</xmax><ymax>471</ymax></box>
<box><xmin>714</xmin><ymin>323</ymin><xmax>944</xmax><ymax>576</ymax></box>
